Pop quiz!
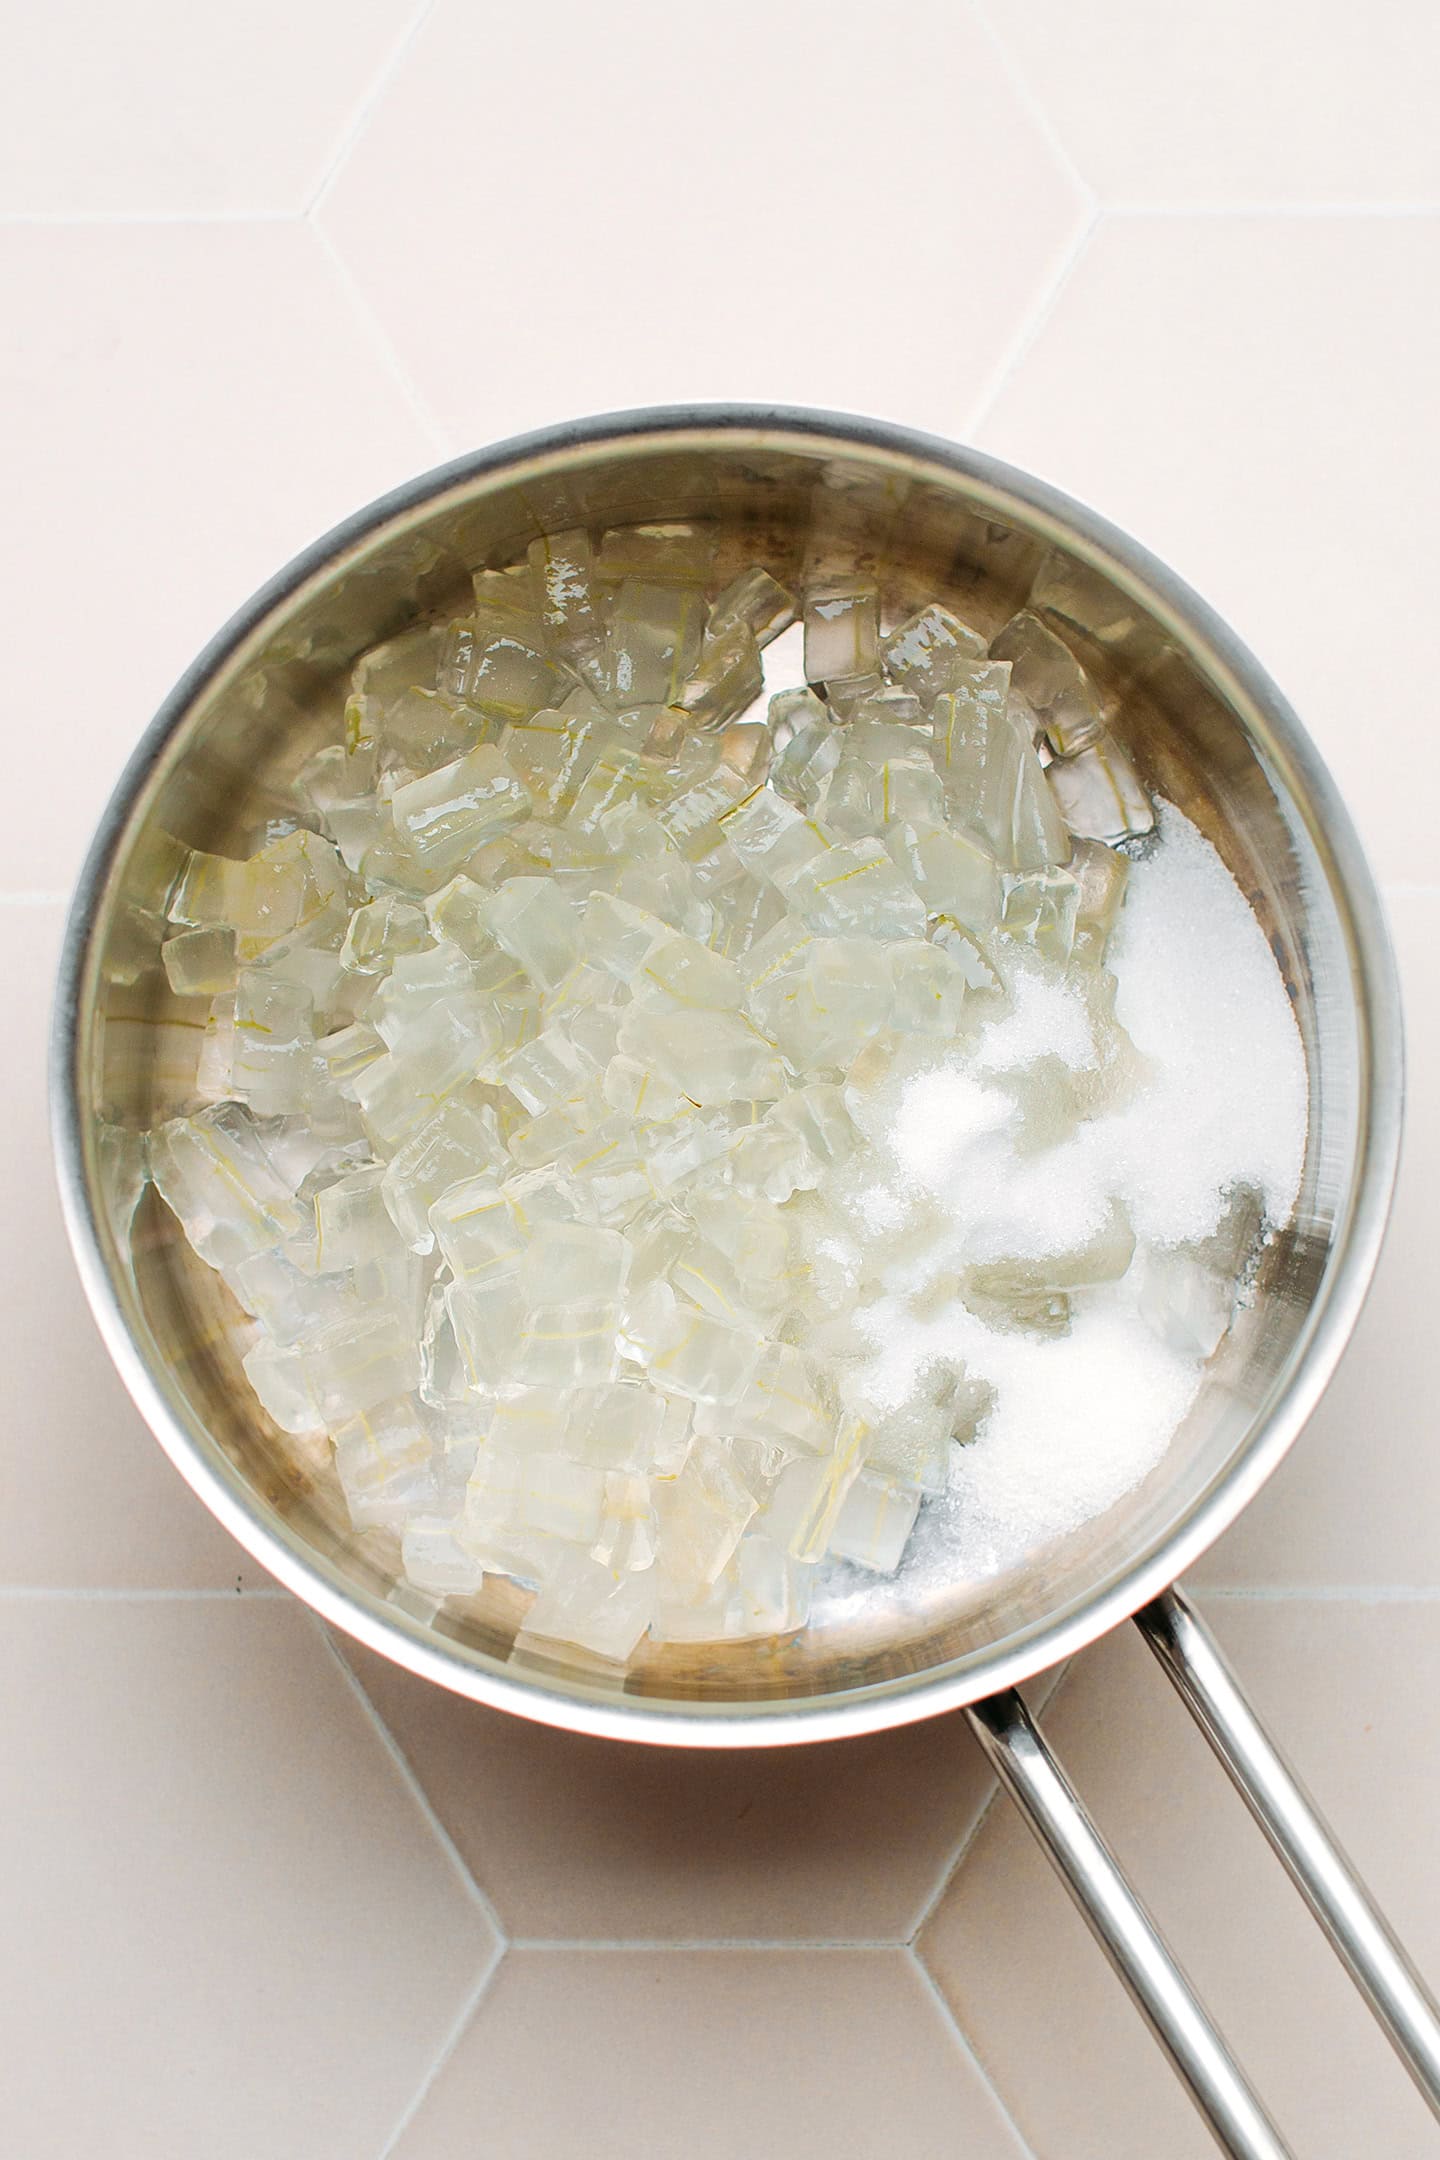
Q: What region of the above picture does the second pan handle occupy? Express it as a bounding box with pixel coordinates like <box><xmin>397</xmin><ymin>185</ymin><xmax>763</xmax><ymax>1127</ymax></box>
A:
<box><xmin>968</xmin><ymin>1586</ymin><xmax>1440</xmax><ymax>2159</ymax></box>
<box><xmin>966</xmin><ymin>1689</ymin><xmax>1293</xmax><ymax>2159</ymax></box>
<box><xmin>1137</xmin><ymin>1585</ymin><xmax>1440</xmax><ymax>2120</ymax></box>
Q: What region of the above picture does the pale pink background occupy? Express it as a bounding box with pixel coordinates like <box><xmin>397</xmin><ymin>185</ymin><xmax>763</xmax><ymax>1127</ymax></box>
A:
<box><xmin>4</xmin><ymin>4</ymin><xmax>1439</xmax><ymax>2153</ymax></box>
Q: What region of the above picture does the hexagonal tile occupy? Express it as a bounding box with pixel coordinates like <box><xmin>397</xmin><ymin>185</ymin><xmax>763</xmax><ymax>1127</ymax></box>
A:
<box><xmin>319</xmin><ymin>0</ymin><xmax>1089</xmax><ymax>448</ymax></box>
<box><xmin>391</xmin><ymin>1946</ymin><xmax>1028</xmax><ymax>2159</ymax></box>
<box><xmin>0</xmin><ymin>221</ymin><xmax>438</xmax><ymax>897</ymax></box>
<box><xmin>979</xmin><ymin>0</ymin><xmax>1440</xmax><ymax>206</ymax></box>
<box><xmin>340</xmin><ymin>1635</ymin><xmax>1001</xmax><ymax>1943</ymax></box>
<box><xmin>919</xmin><ymin>1597</ymin><xmax>1440</xmax><ymax>2158</ymax></box>
<box><xmin>1</xmin><ymin>0</ymin><xmax>427</xmax><ymax>215</ymax></box>
<box><xmin>5</xmin><ymin>903</ymin><xmax>276</xmax><ymax>1588</ymax></box>
<box><xmin>1196</xmin><ymin>887</ymin><xmax>1439</xmax><ymax>1590</ymax></box>
<box><xmin>975</xmin><ymin>212</ymin><xmax>1440</xmax><ymax>869</ymax></box>
<box><xmin>0</xmin><ymin>1599</ymin><xmax>499</xmax><ymax>2159</ymax></box>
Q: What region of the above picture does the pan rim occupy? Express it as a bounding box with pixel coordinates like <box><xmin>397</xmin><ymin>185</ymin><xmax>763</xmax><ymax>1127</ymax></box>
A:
<box><xmin>49</xmin><ymin>402</ymin><xmax>1404</xmax><ymax>1747</ymax></box>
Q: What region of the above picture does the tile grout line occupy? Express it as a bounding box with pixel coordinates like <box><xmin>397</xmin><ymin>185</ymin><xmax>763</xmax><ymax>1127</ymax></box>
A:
<box><xmin>304</xmin><ymin>216</ymin><xmax>453</xmax><ymax>460</ymax></box>
<box><xmin>0</xmin><ymin>208</ymin><xmax>296</xmax><ymax>226</ymax></box>
<box><xmin>905</xmin><ymin>1663</ymin><xmax>1077</xmax><ymax>1946</ymax></box>
<box><xmin>961</xmin><ymin>205</ymin><xmax>1102</xmax><ymax>443</ymax></box>
<box><xmin>906</xmin><ymin>1764</ymin><xmax>1010</xmax><ymax>1946</ymax></box>
<box><xmin>507</xmin><ymin>1936</ymin><xmax>900</xmax><ymax>1953</ymax></box>
<box><xmin>373</xmin><ymin>1954</ymin><xmax>503</xmax><ymax>2160</ymax></box>
<box><xmin>967</xmin><ymin>0</ymin><xmax>1097</xmax><ymax>208</ymax></box>
<box><xmin>905</xmin><ymin>1944</ymin><xmax>1041</xmax><ymax>2160</ymax></box>
<box><xmin>1196</xmin><ymin>1584</ymin><xmax>1440</xmax><ymax>1603</ymax></box>
<box><xmin>304</xmin><ymin>0</ymin><xmax>439</xmax><ymax>220</ymax></box>
<box><xmin>4</xmin><ymin>200</ymin><xmax>1437</xmax><ymax>232</ymax></box>
<box><xmin>315</xmin><ymin>1616</ymin><xmax>510</xmax><ymax>1944</ymax></box>
<box><xmin>1106</xmin><ymin>200</ymin><xmax>1440</xmax><ymax>220</ymax></box>
<box><xmin>0</xmin><ymin>1584</ymin><xmax>293</xmax><ymax>1601</ymax></box>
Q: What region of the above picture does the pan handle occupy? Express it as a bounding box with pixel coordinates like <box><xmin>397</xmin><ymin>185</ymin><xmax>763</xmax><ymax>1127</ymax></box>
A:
<box><xmin>1137</xmin><ymin>1584</ymin><xmax>1440</xmax><ymax>2120</ymax></box>
<box><xmin>966</xmin><ymin>1690</ymin><xmax>1294</xmax><ymax>2159</ymax></box>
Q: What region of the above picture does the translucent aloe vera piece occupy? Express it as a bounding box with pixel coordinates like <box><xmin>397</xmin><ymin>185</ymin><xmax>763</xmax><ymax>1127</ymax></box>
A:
<box><xmin>975</xmin><ymin>703</ymin><xmax>1072</xmax><ymax>875</ymax></box>
<box><xmin>670</xmin><ymin>1231</ymin><xmax>785</xmax><ymax>1331</ymax></box>
<box><xmin>447</xmin><ymin>619</ymin><xmax>571</xmax><ymax>724</ymax></box>
<box><xmin>229</xmin><ymin>971</ymin><xmax>315</xmax><ymax>1118</ymax></box>
<box><xmin>803</xmin><ymin>584</ymin><xmax>880</xmax><ymax>690</ymax></box>
<box><xmin>429</xmin><ymin>1174</ymin><xmax>522</xmax><ymax>1281</ymax></box>
<box><xmin>352</xmin><ymin>620</ymin><xmax>446</xmax><ymax>706</ymax></box>
<box><xmin>780</xmin><ymin>837</ymin><xmax>927</xmax><ymax>940</ymax></box>
<box><xmin>161</xmin><ymin>925</ymin><xmax>237</xmax><ymax>999</ymax></box>
<box><xmin>708</xmin><ymin>565</ymin><xmax>798</xmax><ymax>647</ymax></box>
<box><xmin>1070</xmin><ymin>838</ymin><xmax>1130</xmax><ymax>963</ymax></box>
<box><xmin>766</xmin><ymin>1081</ymin><xmax>859</xmax><ymax>1174</ymax></box>
<box><xmin>516</xmin><ymin>1550</ymin><xmax>655</xmax><ymax>1664</ymax></box>
<box><xmin>618</xmin><ymin>1006</ymin><xmax>786</xmax><ymax>1106</ymax></box>
<box><xmin>446</xmin><ymin>1274</ymin><xmax>527</xmax><ymax>1389</ymax></box>
<box><xmin>646</xmin><ymin>1302</ymin><xmax>762</xmax><ymax>1405</ymax></box>
<box><xmin>243</xmin><ymin>1337</ymin><xmax>322</xmax><ymax>1434</ymax></box>
<box><xmin>760</xmin><ymin>1419</ymin><xmax>867</xmax><ymax>1561</ymax></box>
<box><xmin>378</xmin><ymin>686</ymin><xmax>488</xmax><ymax>773</ymax></box>
<box><xmin>827</xmin><ymin>1469</ymin><xmax>923</xmax><ymax>1574</ymax></box>
<box><xmin>928</xmin><ymin>916</ymin><xmax>1004</xmax><ymax>997</ymax></box>
<box><xmin>594</xmin><ymin>520</ymin><xmax>716</xmax><ymax>587</ymax></box>
<box><xmin>656</xmin><ymin>1438</ymin><xmax>758</xmax><ymax>1596</ymax></box>
<box><xmin>299</xmin><ymin>1305</ymin><xmax>423</xmax><ymax>1423</ymax></box>
<box><xmin>340</xmin><ymin>896</ymin><xmax>431</xmax><ymax>977</ymax></box>
<box><xmin>635</xmin><ymin>931</ymin><xmax>744</xmax><ymax>1012</ymax></box>
<box><xmin>884</xmin><ymin>820</ymin><xmax>1001</xmax><ymax>934</ymax></box>
<box><xmin>589</xmin><ymin>1469</ymin><xmax>658</xmax><ymax>1572</ymax></box>
<box><xmin>886</xmin><ymin>940</ymin><xmax>969</xmax><ymax>1036</ymax></box>
<box><xmin>881</xmin><ymin>602</ymin><xmax>988</xmax><ymax>703</ymax></box>
<box><xmin>675</xmin><ymin>622</ymin><xmax>764</xmax><ymax>731</ymax></box>
<box><xmin>725</xmin><ymin>1120</ymin><xmax>811</xmax><ymax>1204</ymax></box>
<box><xmin>488</xmin><ymin>876</ymin><xmax>582</xmax><ymax>991</ymax></box>
<box><xmin>295</xmin><ymin>741</ymin><xmax>383</xmax><ymax>870</ymax></box>
<box><xmin>514</xmin><ymin>1299</ymin><xmax>621</xmax><ymax>1387</ymax></box>
<box><xmin>569</xmin><ymin>1380</ymin><xmax>673</xmax><ymax>1472</ymax></box>
<box><xmin>966</xmin><ymin>1201</ymin><xmax>1136</xmax><ymax>1322</ymax></box>
<box><xmin>369</xmin><ymin>944</ymin><xmax>476</xmax><ymax>1043</ymax></box>
<box><xmin>1000</xmin><ymin>867</ymin><xmax>1082</xmax><ymax>964</ymax></box>
<box><xmin>150</xmin><ymin>1103</ymin><xmax>308</xmax><ymax>1268</ymax></box>
<box><xmin>518</xmin><ymin>1220</ymin><xmax>630</xmax><ymax>1306</ymax></box>
<box><xmin>989</xmin><ymin>608</ymin><xmax>1107</xmax><ymax>756</ymax></box>
<box><xmin>581</xmin><ymin>891</ymin><xmax>668</xmax><ymax>980</ymax></box>
<box><xmin>390</xmin><ymin>744</ymin><xmax>532</xmax><ymax>873</ymax></box>
<box><xmin>332</xmin><ymin>1395</ymin><xmax>434</xmax><ymax>1531</ymax></box>
<box><xmin>731</xmin><ymin>1340</ymin><xmax>835</xmax><ymax>1454</ymax></box>
<box><xmin>500</xmin><ymin>708</ymin><xmax>600</xmax><ymax>815</ymax></box>
<box><xmin>655</xmin><ymin>765</ymin><xmax>753</xmax><ymax>860</ymax></box>
<box><xmin>603</xmin><ymin>578</ymin><xmax>706</xmax><ymax>706</ymax></box>
<box><xmin>528</xmin><ymin>527</ymin><xmax>604</xmax><ymax>679</ymax></box>
<box><xmin>928</xmin><ymin>664</ymin><xmax>1012</xmax><ymax>794</ymax></box>
<box><xmin>402</xmin><ymin>1517</ymin><xmax>486</xmax><ymax>1600</ymax></box>
<box><xmin>1047</xmin><ymin>734</ymin><xmax>1156</xmax><ymax>845</ymax></box>
<box><xmin>352</xmin><ymin>996</ymin><xmax>501</xmax><ymax>1148</ymax></box>
<box><xmin>380</xmin><ymin>1087</ymin><xmax>507</xmax><ymax>1251</ymax></box>
<box><xmin>312</xmin><ymin>1163</ymin><xmax>395</xmax><ymax>1273</ymax></box>
<box><xmin>749</xmin><ymin>936</ymin><xmax>892</xmax><ymax>1071</ymax></box>
<box><xmin>1136</xmin><ymin>1245</ymin><xmax>1234</xmax><ymax>1361</ymax></box>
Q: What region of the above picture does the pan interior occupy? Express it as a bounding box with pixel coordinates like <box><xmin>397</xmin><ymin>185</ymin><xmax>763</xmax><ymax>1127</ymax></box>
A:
<box><xmin>69</xmin><ymin>422</ymin><xmax>1367</xmax><ymax>1728</ymax></box>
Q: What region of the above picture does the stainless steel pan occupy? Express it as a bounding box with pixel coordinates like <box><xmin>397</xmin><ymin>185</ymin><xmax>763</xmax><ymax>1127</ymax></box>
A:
<box><xmin>50</xmin><ymin>407</ymin><xmax>1436</xmax><ymax>2157</ymax></box>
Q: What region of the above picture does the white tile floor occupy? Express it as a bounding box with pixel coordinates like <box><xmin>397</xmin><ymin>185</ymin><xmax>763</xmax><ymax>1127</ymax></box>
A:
<box><xmin>5</xmin><ymin>5</ymin><xmax>1439</xmax><ymax>2154</ymax></box>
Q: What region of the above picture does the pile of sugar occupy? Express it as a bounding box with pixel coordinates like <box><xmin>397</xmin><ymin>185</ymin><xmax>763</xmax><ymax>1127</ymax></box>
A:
<box><xmin>812</xmin><ymin>799</ymin><xmax>1307</xmax><ymax>1611</ymax></box>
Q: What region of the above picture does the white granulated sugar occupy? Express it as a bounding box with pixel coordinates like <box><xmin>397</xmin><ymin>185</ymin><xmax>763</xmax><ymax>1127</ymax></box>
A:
<box><xmin>815</xmin><ymin>798</ymin><xmax>1308</xmax><ymax>1598</ymax></box>
<box><xmin>889</xmin><ymin>1067</ymin><xmax>1013</xmax><ymax>1186</ymax></box>
<box><xmin>972</xmin><ymin>964</ymin><xmax>1097</xmax><ymax>1074</ymax></box>
<box><xmin>1102</xmin><ymin>799</ymin><xmax>1308</xmax><ymax>1244</ymax></box>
